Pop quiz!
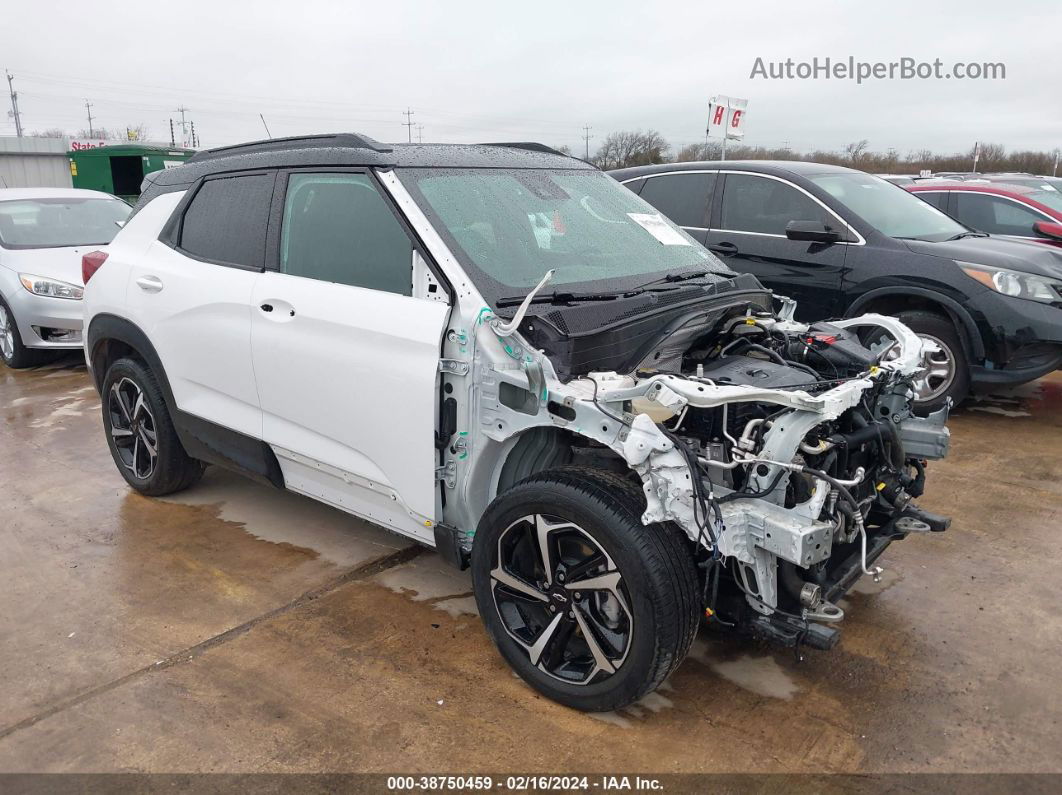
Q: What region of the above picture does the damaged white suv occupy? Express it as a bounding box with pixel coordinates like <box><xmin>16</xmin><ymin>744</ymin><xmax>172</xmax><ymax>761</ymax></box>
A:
<box><xmin>83</xmin><ymin>134</ymin><xmax>951</xmax><ymax>711</ymax></box>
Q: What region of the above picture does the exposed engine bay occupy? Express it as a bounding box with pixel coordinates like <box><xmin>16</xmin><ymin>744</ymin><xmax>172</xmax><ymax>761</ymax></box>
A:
<box><xmin>444</xmin><ymin>277</ymin><xmax>952</xmax><ymax>651</ymax></box>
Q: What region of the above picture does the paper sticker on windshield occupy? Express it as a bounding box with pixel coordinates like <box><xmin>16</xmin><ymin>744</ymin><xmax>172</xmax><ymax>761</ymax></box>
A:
<box><xmin>627</xmin><ymin>213</ymin><xmax>691</xmax><ymax>246</ymax></box>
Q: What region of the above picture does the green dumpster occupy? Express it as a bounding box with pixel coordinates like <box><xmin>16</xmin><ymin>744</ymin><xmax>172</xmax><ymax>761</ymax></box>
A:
<box><xmin>68</xmin><ymin>144</ymin><xmax>196</xmax><ymax>202</ymax></box>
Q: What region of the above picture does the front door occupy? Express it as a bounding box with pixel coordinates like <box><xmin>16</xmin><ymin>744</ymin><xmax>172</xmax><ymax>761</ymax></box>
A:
<box><xmin>250</xmin><ymin>171</ymin><xmax>449</xmax><ymax>541</ymax></box>
<box><xmin>708</xmin><ymin>172</ymin><xmax>848</xmax><ymax>320</ymax></box>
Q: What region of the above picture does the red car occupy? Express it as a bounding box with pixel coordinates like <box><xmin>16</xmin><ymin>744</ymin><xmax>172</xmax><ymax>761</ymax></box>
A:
<box><xmin>907</xmin><ymin>181</ymin><xmax>1062</xmax><ymax>248</ymax></box>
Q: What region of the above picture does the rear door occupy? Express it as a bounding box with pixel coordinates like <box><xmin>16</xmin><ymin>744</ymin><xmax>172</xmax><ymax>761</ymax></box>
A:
<box><xmin>630</xmin><ymin>171</ymin><xmax>717</xmax><ymax>244</ymax></box>
<box><xmin>125</xmin><ymin>171</ymin><xmax>273</xmax><ymax>437</ymax></box>
<box><xmin>707</xmin><ymin>172</ymin><xmax>849</xmax><ymax>319</ymax></box>
<box><xmin>250</xmin><ymin>170</ymin><xmax>449</xmax><ymax>541</ymax></box>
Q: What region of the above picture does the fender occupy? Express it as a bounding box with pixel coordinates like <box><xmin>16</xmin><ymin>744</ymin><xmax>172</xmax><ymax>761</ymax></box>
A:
<box><xmin>86</xmin><ymin>313</ymin><xmax>285</xmax><ymax>489</ymax></box>
<box><xmin>845</xmin><ymin>286</ymin><xmax>985</xmax><ymax>361</ymax></box>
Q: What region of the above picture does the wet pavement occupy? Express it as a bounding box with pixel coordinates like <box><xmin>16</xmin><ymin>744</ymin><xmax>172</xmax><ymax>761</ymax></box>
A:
<box><xmin>1</xmin><ymin>356</ymin><xmax>1060</xmax><ymax>773</ymax></box>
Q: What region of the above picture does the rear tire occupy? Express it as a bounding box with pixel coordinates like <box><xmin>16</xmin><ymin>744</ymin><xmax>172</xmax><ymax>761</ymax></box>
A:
<box><xmin>471</xmin><ymin>466</ymin><xmax>698</xmax><ymax>712</ymax></box>
<box><xmin>101</xmin><ymin>357</ymin><xmax>204</xmax><ymax>496</ymax></box>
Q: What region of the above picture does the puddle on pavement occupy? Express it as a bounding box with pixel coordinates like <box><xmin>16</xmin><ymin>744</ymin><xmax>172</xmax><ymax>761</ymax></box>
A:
<box><xmin>160</xmin><ymin>468</ymin><xmax>407</xmax><ymax>568</ymax></box>
<box><xmin>376</xmin><ymin>555</ymin><xmax>477</xmax><ymax>618</ymax></box>
<box><xmin>687</xmin><ymin>637</ymin><xmax>801</xmax><ymax>700</ymax></box>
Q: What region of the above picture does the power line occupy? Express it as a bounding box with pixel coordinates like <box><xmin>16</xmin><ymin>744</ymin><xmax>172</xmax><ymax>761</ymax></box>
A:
<box><xmin>402</xmin><ymin>107</ymin><xmax>415</xmax><ymax>143</ymax></box>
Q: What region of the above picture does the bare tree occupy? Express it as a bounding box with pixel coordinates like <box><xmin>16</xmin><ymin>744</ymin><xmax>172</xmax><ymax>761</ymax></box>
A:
<box><xmin>844</xmin><ymin>139</ymin><xmax>870</xmax><ymax>164</ymax></box>
<box><xmin>593</xmin><ymin>130</ymin><xmax>671</xmax><ymax>170</ymax></box>
<box><xmin>30</xmin><ymin>128</ymin><xmax>67</xmax><ymax>138</ymax></box>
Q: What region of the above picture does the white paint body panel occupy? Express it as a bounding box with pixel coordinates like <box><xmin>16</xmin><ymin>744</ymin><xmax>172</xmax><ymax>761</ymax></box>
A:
<box><xmin>251</xmin><ymin>271</ymin><xmax>449</xmax><ymax>540</ymax></box>
<box><xmin>123</xmin><ymin>217</ymin><xmax>262</xmax><ymax>437</ymax></box>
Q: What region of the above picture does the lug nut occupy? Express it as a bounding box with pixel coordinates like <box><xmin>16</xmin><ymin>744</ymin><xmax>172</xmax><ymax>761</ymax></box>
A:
<box><xmin>574</xmin><ymin>592</ymin><xmax>582</xmax><ymax>600</ymax></box>
<box><xmin>548</xmin><ymin>604</ymin><xmax>556</xmax><ymax>613</ymax></box>
<box><xmin>557</xmin><ymin>572</ymin><xmax>565</xmax><ymax>582</ymax></box>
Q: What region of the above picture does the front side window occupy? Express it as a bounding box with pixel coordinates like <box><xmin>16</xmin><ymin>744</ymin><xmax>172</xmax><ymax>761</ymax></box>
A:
<box><xmin>955</xmin><ymin>193</ymin><xmax>1045</xmax><ymax>236</ymax></box>
<box><xmin>0</xmin><ymin>197</ymin><xmax>130</xmax><ymax>250</ymax></box>
<box><xmin>280</xmin><ymin>173</ymin><xmax>412</xmax><ymax>295</ymax></box>
<box><xmin>810</xmin><ymin>172</ymin><xmax>966</xmax><ymax>242</ymax></box>
<box><xmin>180</xmin><ymin>173</ymin><xmax>274</xmax><ymax>268</ymax></box>
<box><xmin>719</xmin><ymin>174</ymin><xmax>830</xmax><ymax>235</ymax></box>
<box><xmin>639</xmin><ymin>172</ymin><xmax>715</xmax><ymax>228</ymax></box>
<box><xmin>397</xmin><ymin>168</ymin><xmax>728</xmax><ymax>306</ymax></box>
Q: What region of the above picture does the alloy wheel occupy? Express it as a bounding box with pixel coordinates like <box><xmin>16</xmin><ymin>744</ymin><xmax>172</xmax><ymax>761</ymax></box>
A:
<box><xmin>881</xmin><ymin>333</ymin><xmax>955</xmax><ymax>403</ymax></box>
<box><xmin>0</xmin><ymin>304</ymin><xmax>13</xmax><ymax>361</ymax></box>
<box><xmin>108</xmin><ymin>377</ymin><xmax>159</xmax><ymax>479</ymax></box>
<box><xmin>490</xmin><ymin>514</ymin><xmax>633</xmax><ymax>685</ymax></box>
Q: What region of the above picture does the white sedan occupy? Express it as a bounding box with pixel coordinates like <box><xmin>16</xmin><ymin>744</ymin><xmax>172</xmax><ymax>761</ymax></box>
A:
<box><xmin>0</xmin><ymin>188</ymin><xmax>130</xmax><ymax>368</ymax></box>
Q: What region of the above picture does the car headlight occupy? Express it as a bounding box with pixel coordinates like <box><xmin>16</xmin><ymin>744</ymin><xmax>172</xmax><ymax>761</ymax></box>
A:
<box><xmin>18</xmin><ymin>273</ymin><xmax>84</xmax><ymax>300</ymax></box>
<box><xmin>959</xmin><ymin>262</ymin><xmax>1062</xmax><ymax>304</ymax></box>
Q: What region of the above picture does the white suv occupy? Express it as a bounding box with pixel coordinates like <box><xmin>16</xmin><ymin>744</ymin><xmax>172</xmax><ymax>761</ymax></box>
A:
<box><xmin>83</xmin><ymin>134</ymin><xmax>951</xmax><ymax>711</ymax></box>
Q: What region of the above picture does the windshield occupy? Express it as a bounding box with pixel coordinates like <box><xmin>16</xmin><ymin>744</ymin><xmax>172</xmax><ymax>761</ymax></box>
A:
<box><xmin>810</xmin><ymin>172</ymin><xmax>967</xmax><ymax>242</ymax></box>
<box><xmin>0</xmin><ymin>197</ymin><xmax>131</xmax><ymax>249</ymax></box>
<box><xmin>1026</xmin><ymin>189</ymin><xmax>1062</xmax><ymax>214</ymax></box>
<box><xmin>397</xmin><ymin>168</ymin><xmax>733</xmax><ymax>306</ymax></box>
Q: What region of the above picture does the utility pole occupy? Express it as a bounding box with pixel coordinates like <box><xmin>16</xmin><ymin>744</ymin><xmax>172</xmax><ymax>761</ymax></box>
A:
<box><xmin>175</xmin><ymin>105</ymin><xmax>189</xmax><ymax>147</ymax></box>
<box><xmin>416</xmin><ymin>124</ymin><xmax>424</xmax><ymax>143</ymax></box>
<box><xmin>402</xmin><ymin>108</ymin><xmax>415</xmax><ymax>143</ymax></box>
<box><xmin>85</xmin><ymin>100</ymin><xmax>95</xmax><ymax>137</ymax></box>
<box><xmin>1054</xmin><ymin>149</ymin><xmax>1059</xmax><ymax>177</ymax></box>
<box><xmin>582</xmin><ymin>124</ymin><xmax>593</xmax><ymax>159</ymax></box>
<box><xmin>259</xmin><ymin>113</ymin><xmax>273</xmax><ymax>139</ymax></box>
<box><xmin>169</xmin><ymin>118</ymin><xmax>175</xmax><ymax>147</ymax></box>
<box><xmin>190</xmin><ymin>121</ymin><xmax>198</xmax><ymax>148</ymax></box>
<box><xmin>6</xmin><ymin>71</ymin><xmax>23</xmax><ymax>137</ymax></box>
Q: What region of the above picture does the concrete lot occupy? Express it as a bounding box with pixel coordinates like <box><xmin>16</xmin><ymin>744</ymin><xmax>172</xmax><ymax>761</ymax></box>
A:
<box><xmin>1</xmin><ymin>356</ymin><xmax>1060</xmax><ymax>774</ymax></box>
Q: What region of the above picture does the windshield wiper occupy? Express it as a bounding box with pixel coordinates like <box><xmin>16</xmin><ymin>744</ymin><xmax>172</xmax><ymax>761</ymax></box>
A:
<box><xmin>947</xmin><ymin>231</ymin><xmax>989</xmax><ymax>240</ymax></box>
<box><xmin>495</xmin><ymin>270</ymin><xmax>715</xmax><ymax>308</ymax></box>
<box><xmin>495</xmin><ymin>290</ymin><xmax>624</xmax><ymax>307</ymax></box>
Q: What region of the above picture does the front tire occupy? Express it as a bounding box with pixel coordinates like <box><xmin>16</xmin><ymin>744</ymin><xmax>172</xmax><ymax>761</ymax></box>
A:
<box><xmin>471</xmin><ymin>466</ymin><xmax>698</xmax><ymax>712</ymax></box>
<box><xmin>869</xmin><ymin>310</ymin><xmax>970</xmax><ymax>414</ymax></box>
<box><xmin>101</xmin><ymin>357</ymin><xmax>204</xmax><ymax>496</ymax></box>
<box><xmin>0</xmin><ymin>295</ymin><xmax>53</xmax><ymax>369</ymax></box>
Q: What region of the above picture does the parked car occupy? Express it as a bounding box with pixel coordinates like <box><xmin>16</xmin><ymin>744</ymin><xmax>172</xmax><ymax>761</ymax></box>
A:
<box><xmin>82</xmin><ymin>134</ymin><xmax>950</xmax><ymax>711</ymax></box>
<box><xmin>0</xmin><ymin>188</ymin><xmax>130</xmax><ymax>368</ymax></box>
<box><xmin>907</xmin><ymin>181</ymin><xmax>1062</xmax><ymax>248</ymax></box>
<box><xmin>609</xmin><ymin>161</ymin><xmax>1062</xmax><ymax>411</ymax></box>
<box><xmin>876</xmin><ymin>174</ymin><xmax>916</xmax><ymax>186</ymax></box>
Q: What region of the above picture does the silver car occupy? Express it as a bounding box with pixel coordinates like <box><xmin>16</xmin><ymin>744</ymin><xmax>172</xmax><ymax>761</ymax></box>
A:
<box><xmin>0</xmin><ymin>188</ymin><xmax>130</xmax><ymax>368</ymax></box>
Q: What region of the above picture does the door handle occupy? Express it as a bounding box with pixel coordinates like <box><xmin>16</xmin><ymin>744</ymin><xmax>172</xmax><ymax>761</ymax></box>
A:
<box><xmin>260</xmin><ymin>303</ymin><xmax>274</xmax><ymax>313</ymax></box>
<box><xmin>135</xmin><ymin>275</ymin><xmax>164</xmax><ymax>293</ymax></box>
<box><xmin>708</xmin><ymin>242</ymin><xmax>738</xmax><ymax>255</ymax></box>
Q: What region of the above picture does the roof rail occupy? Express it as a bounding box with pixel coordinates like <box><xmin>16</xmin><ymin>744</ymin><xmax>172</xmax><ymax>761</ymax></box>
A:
<box><xmin>189</xmin><ymin>132</ymin><xmax>393</xmax><ymax>163</ymax></box>
<box><xmin>480</xmin><ymin>142</ymin><xmax>569</xmax><ymax>157</ymax></box>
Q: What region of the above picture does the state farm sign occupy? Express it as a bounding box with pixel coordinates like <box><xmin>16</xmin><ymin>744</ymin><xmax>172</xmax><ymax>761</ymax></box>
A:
<box><xmin>68</xmin><ymin>139</ymin><xmax>110</xmax><ymax>151</ymax></box>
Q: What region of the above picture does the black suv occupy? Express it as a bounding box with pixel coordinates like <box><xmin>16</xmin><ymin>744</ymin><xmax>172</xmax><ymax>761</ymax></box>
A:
<box><xmin>609</xmin><ymin>161</ymin><xmax>1062</xmax><ymax>411</ymax></box>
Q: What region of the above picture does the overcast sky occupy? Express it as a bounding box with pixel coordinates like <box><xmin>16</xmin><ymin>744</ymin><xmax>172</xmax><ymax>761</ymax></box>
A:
<box><xmin>4</xmin><ymin>0</ymin><xmax>1060</xmax><ymax>157</ymax></box>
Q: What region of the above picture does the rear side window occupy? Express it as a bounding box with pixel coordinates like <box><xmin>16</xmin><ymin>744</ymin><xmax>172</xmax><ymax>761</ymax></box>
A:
<box><xmin>180</xmin><ymin>173</ymin><xmax>274</xmax><ymax>268</ymax></box>
<box><xmin>916</xmin><ymin>191</ymin><xmax>949</xmax><ymax>211</ymax></box>
<box><xmin>720</xmin><ymin>174</ymin><xmax>829</xmax><ymax>235</ymax></box>
<box><xmin>638</xmin><ymin>172</ymin><xmax>715</xmax><ymax>228</ymax></box>
<box><xmin>280</xmin><ymin>173</ymin><xmax>413</xmax><ymax>296</ymax></box>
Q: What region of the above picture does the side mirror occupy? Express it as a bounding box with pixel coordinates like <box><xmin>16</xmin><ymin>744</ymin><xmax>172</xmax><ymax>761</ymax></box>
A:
<box><xmin>1033</xmin><ymin>220</ymin><xmax>1062</xmax><ymax>241</ymax></box>
<box><xmin>785</xmin><ymin>220</ymin><xmax>841</xmax><ymax>243</ymax></box>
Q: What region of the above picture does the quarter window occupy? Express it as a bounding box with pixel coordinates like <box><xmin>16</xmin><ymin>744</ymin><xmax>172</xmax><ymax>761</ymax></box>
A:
<box><xmin>955</xmin><ymin>193</ymin><xmax>1044</xmax><ymax>237</ymax></box>
<box><xmin>720</xmin><ymin>174</ymin><xmax>830</xmax><ymax>235</ymax></box>
<box><xmin>280</xmin><ymin>173</ymin><xmax>413</xmax><ymax>296</ymax></box>
<box><xmin>638</xmin><ymin>172</ymin><xmax>715</xmax><ymax>228</ymax></box>
<box><xmin>916</xmin><ymin>191</ymin><xmax>950</xmax><ymax>212</ymax></box>
<box><xmin>180</xmin><ymin>173</ymin><xmax>274</xmax><ymax>268</ymax></box>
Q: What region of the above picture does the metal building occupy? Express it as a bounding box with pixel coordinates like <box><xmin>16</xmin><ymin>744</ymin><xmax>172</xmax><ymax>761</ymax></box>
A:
<box><xmin>0</xmin><ymin>137</ymin><xmax>73</xmax><ymax>190</ymax></box>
